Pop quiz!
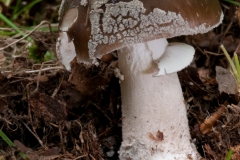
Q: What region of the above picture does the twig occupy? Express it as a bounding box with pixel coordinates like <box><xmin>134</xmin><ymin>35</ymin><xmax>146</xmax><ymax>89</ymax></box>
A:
<box><xmin>192</xmin><ymin>40</ymin><xmax>205</xmax><ymax>55</ymax></box>
<box><xmin>33</xmin><ymin>62</ymin><xmax>45</xmax><ymax>94</ymax></box>
<box><xmin>52</xmin><ymin>73</ymin><xmax>64</xmax><ymax>98</ymax></box>
<box><xmin>22</xmin><ymin>121</ymin><xmax>48</xmax><ymax>150</ymax></box>
<box><xmin>1</xmin><ymin>66</ymin><xmax>64</xmax><ymax>74</ymax></box>
<box><xmin>199</xmin><ymin>105</ymin><xmax>226</xmax><ymax>134</ymax></box>
<box><xmin>26</xmin><ymin>82</ymin><xmax>33</xmax><ymax>122</ymax></box>
<box><xmin>220</xmin><ymin>17</ymin><xmax>234</xmax><ymax>44</ymax></box>
<box><xmin>73</xmin><ymin>155</ymin><xmax>88</xmax><ymax>160</ymax></box>
<box><xmin>58</xmin><ymin>122</ymin><xmax>65</xmax><ymax>153</ymax></box>
<box><xmin>204</xmin><ymin>50</ymin><xmax>223</xmax><ymax>56</ymax></box>
<box><xmin>0</xmin><ymin>21</ymin><xmax>53</xmax><ymax>51</ymax></box>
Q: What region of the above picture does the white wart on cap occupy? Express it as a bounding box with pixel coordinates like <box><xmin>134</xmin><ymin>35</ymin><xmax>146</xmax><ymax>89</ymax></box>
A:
<box><xmin>57</xmin><ymin>0</ymin><xmax>223</xmax><ymax>69</ymax></box>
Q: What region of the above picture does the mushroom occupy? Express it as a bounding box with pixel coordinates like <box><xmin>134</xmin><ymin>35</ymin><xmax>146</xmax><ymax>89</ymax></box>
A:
<box><xmin>56</xmin><ymin>0</ymin><xmax>223</xmax><ymax>159</ymax></box>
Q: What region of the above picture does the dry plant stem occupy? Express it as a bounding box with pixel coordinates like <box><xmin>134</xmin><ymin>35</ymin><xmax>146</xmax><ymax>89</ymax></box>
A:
<box><xmin>26</xmin><ymin>82</ymin><xmax>33</xmax><ymax>122</ymax></box>
<box><xmin>204</xmin><ymin>50</ymin><xmax>223</xmax><ymax>56</ymax></box>
<box><xmin>25</xmin><ymin>82</ymin><xmax>48</xmax><ymax>150</ymax></box>
<box><xmin>1</xmin><ymin>117</ymin><xmax>13</xmax><ymax>127</ymax></box>
<box><xmin>23</xmin><ymin>66</ymin><xmax>64</xmax><ymax>73</ymax></box>
<box><xmin>33</xmin><ymin>62</ymin><xmax>45</xmax><ymax>94</ymax></box>
<box><xmin>1</xmin><ymin>66</ymin><xmax>64</xmax><ymax>75</ymax></box>
<box><xmin>22</xmin><ymin>121</ymin><xmax>48</xmax><ymax>150</ymax></box>
<box><xmin>74</xmin><ymin>120</ymin><xmax>84</xmax><ymax>143</ymax></box>
<box><xmin>199</xmin><ymin>105</ymin><xmax>226</xmax><ymax>135</ymax></box>
<box><xmin>118</xmin><ymin>42</ymin><xmax>200</xmax><ymax>159</ymax></box>
<box><xmin>51</xmin><ymin>74</ymin><xmax>64</xmax><ymax>98</ymax></box>
<box><xmin>228</xmin><ymin>104</ymin><xmax>240</xmax><ymax>114</ymax></box>
<box><xmin>192</xmin><ymin>41</ymin><xmax>213</xmax><ymax>66</ymax></box>
<box><xmin>58</xmin><ymin>123</ymin><xmax>66</xmax><ymax>153</ymax></box>
<box><xmin>72</xmin><ymin>155</ymin><xmax>88</xmax><ymax>160</ymax></box>
<box><xmin>192</xmin><ymin>40</ymin><xmax>205</xmax><ymax>55</ymax></box>
<box><xmin>49</xmin><ymin>122</ymin><xmax>59</xmax><ymax>128</ymax></box>
<box><xmin>0</xmin><ymin>21</ymin><xmax>53</xmax><ymax>51</ymax></box>
<box><xmin>220</xmin><ymin>17</ymin><xmax>233</xmax><ymax>44</ymax></box>
<box><xmin>89</xmin><ymin>154</ymin><xmax>97</xmax><ymax>160</ymax></box>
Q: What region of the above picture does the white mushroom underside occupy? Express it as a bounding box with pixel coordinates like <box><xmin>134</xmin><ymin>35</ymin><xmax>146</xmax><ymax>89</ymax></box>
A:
<box><xmin>155</xmin><ymin>42</ymin><xmax>195</xmax><ymax>76</ymax></box>
<box><xmin>56</xmin><ymin>32</ymin><xmax>76</xmax><ymax>71</ymax></box>
<box><xmin>118</xmin><ymin>39</ymin><xmax>200</xmax><ymax>160</ymax></box>
<box><xmin>60</xmin><ymin>8</ymin><xmax>78</xmax><ymax>31</ymax></box>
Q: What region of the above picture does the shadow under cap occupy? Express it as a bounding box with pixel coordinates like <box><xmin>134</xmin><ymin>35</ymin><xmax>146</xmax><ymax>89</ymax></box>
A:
<box><xmin>60</xmin><ymin>0</ymin><xmax>222</xmax><ymax>64</ymax></box>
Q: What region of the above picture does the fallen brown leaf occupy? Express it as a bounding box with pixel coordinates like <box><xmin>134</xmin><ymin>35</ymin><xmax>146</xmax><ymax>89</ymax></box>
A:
<box><xmin>30</xmin><ymin>93</ymin><xmax>67</xmax><ymax>122</ymax></box>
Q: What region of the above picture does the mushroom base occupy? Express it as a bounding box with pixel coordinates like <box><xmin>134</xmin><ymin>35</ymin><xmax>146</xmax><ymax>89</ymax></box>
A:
<box><xmin>118</xmin><ymin>42</ymin><xmax>201</xmax><ymax>160</ymax></box>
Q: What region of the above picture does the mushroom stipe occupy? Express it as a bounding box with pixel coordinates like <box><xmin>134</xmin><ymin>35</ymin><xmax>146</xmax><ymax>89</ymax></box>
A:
<box><xmin>57</xmin><ymin>0</ymin><xmax>223</xmax><ymax>159</ymax></box>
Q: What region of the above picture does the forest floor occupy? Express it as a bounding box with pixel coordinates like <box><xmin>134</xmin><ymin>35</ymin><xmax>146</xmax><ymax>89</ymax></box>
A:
<box><xmin>1</xmin><ymin>0</ymin><xmax>240</xmax><ymax>160</ymax></box>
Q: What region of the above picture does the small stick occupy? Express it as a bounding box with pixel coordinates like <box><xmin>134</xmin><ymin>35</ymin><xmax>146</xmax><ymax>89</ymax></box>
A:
<box><xmin>1</xmin><ymin>66</ymin><xmax>64</xmax><ymax>74</ymax></box>
<box><xmin>32</xmin><ymin>62</ymin><xmax>45</xmax><ymax>94</ymax></box>
<box><xmin>52</xmin><ymin>74</ymin><xmax>64</xmax><ymax>98</ymax></box>
<box><xmin>199</xmin><ymin>105</ymin><xmax>226</xmax><ymax>134</ymax></box>
<box><xmin>0</xmin><ymin>21</ymin><xmax>53</xmax><ymax>51</ymax></box>
<box><xmin>22</xmin><ymin>121</ymin><xmax>48</xmax><ymax>150</ymax></box>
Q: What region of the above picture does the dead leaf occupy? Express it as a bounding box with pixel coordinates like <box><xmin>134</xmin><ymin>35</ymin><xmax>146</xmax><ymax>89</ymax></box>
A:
<box><xmin>30</xmin><ymin>93</ymin><xmax>67</xmax><ymax>122</ymax></box>
<box><xmin>198</xmin><ymin>67</ymin><xmax>210</xmax><ymax>83</ymax></box>
<box><xmin>69</xmin><ymin>62</ymin><xmax>110</xmax><ymax>95</ymax></box>
<box><xmin>216</xmin><ymin>66</ymin><xmax>237</xmax><ymax>94</ymax></box>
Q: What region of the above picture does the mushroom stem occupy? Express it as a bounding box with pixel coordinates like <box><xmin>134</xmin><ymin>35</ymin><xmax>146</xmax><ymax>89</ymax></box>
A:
<box><xmin>118</xmin><ymin>39</ymin><xmax>200</xmax><ymax>159</ymax></box>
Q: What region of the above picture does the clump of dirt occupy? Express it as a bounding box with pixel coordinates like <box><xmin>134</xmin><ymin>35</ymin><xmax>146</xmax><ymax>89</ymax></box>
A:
<box><xmin>0</xmin><ymin>52</ymin><xmax>122</xmax><ymax>159</ymax></box>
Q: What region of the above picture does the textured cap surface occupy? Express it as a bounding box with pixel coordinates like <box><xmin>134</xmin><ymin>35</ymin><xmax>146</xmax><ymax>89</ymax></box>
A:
<box><xmin>57</xmin><ymin>0</ymin><xmax>223</xmax><ymax>65</ymax></box>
